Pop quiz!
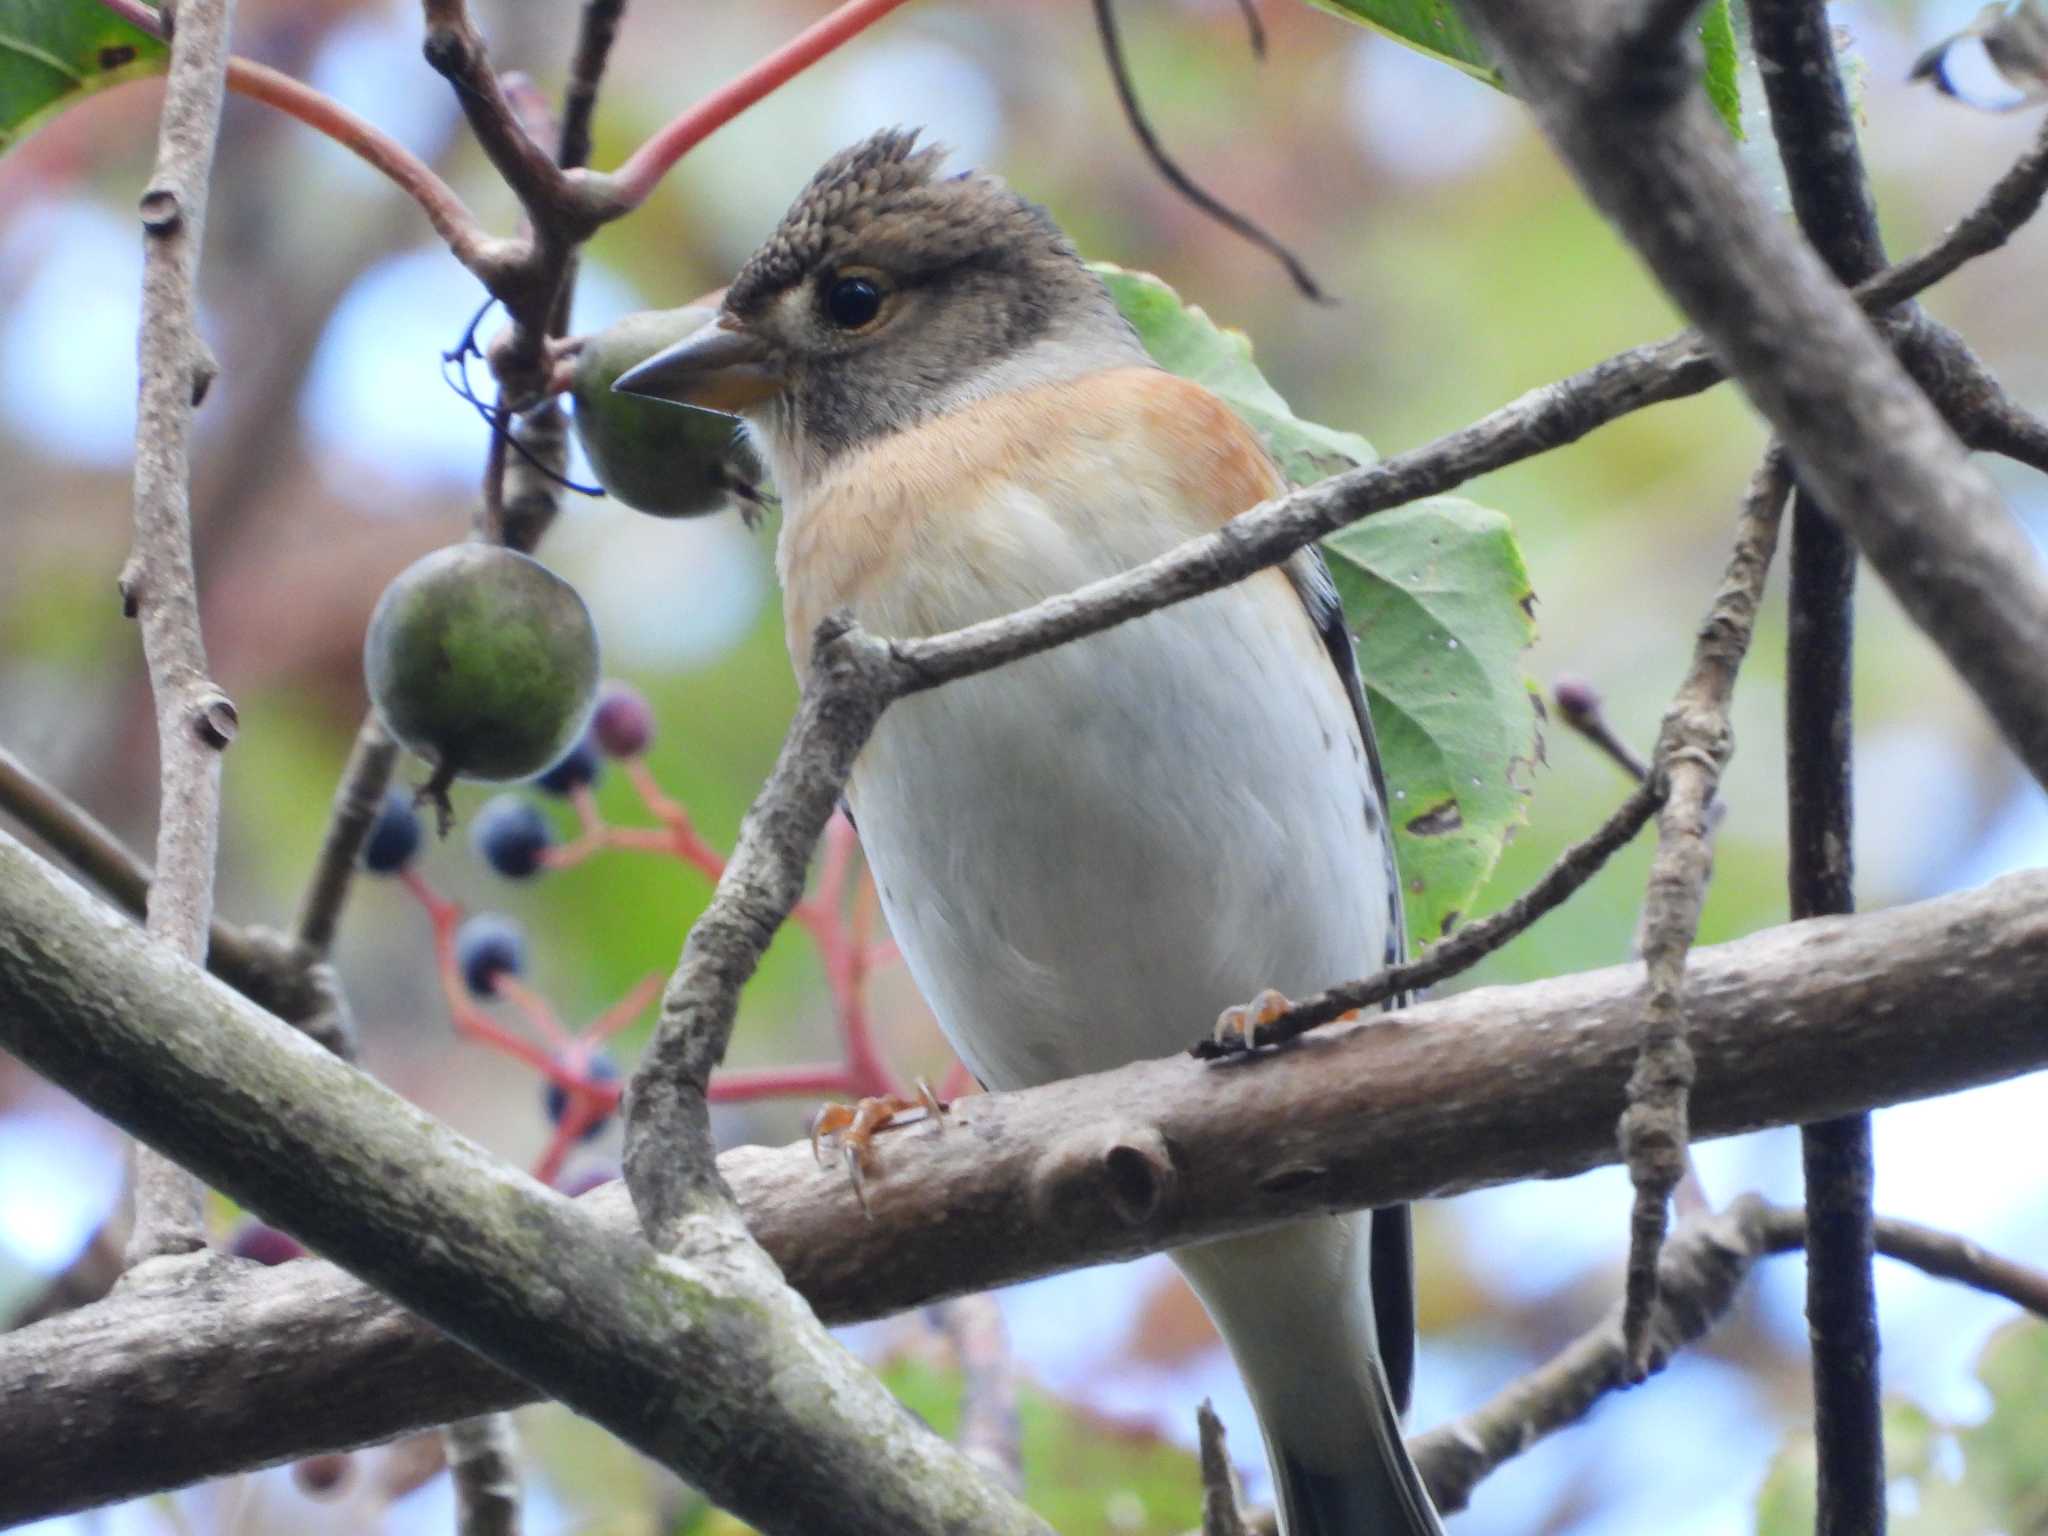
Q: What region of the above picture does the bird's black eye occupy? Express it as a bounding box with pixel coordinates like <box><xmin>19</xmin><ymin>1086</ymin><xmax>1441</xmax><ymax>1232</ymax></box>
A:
<box><xmin>825</xmin><ymin>275</ymin><xmax>882</xmax><ymax>329</ymax></box>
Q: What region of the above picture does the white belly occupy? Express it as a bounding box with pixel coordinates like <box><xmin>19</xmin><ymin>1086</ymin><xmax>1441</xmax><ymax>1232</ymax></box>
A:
<box><xmin>848</xmin><ymin>576</ymin><xmax>1390</xmax><ymax>1089</ymax></box>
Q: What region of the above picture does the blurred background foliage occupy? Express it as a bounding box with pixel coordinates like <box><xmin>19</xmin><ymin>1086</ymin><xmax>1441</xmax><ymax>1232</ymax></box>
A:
<box><xmin>1</xmin><ymin>1</ymin><xmax>2045</xmax><ymax>1532</ymax></box>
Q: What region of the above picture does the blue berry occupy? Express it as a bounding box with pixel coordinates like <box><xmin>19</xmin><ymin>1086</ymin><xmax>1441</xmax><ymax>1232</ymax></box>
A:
<box><xmin>456</xmin><ymin>914</ymin><xmax>526</xmax><ymax>997</ymax></box>
<box><xmin>361</xmin><ymin>789</ymin><xmax>422</xmax><ymax>875</ymax></box>
<box><xmin>534</xmin><ymin>731</ymin><xmax>601</xmax><ymax>796</ymax></box>
<box><xmin>470</xmin><ymin>794</ymin><xmax>552</xmax><ymax>879</ymax></box>
<box><xmin>545</xmin><ymin>1053</ymin><xmax>620</xmax><ymax>1141</ymax></box>
<box><xmin>592</xmin><ymin>683</ymin><xmax>654</xmax><ymax>758</ymax></box>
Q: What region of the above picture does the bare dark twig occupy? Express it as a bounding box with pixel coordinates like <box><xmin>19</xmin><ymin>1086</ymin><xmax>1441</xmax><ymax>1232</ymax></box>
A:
<box><xmin>119</xmin><ymin>0</ymin><xmax>241</xmax><ymax>1266</ymax></box>
<box><xmin>1620</xmin><ymin>449</ymin><xmax>1792</xmax><ymax>1374</ymax></box>
<box><xmin>1197</xmin><ymin>780</ymin><xmax>1662</xmax><ymax>1055</ymax></box>
<box><xmin>1749</xmin><ymin>4</ymin><xmax>1887</xmax><ymax>1528</ymax></box>
<box><xmin>557</xmin><ymin>0</ymin><xmax>627</xmax><ymax>174</ymax></box>
<box><xmin>293</xmin><ymin>717</ymin><xmax>399</xmax><ymax>964</ymax></box>
<box><xmin>1553</xmin><ymin>677</ymin><xmax>1652</xmax><ymax>783</ymax></box>
<box><xmin>1091</xmin><ymin>0</ymin><xmax>1329</xmax><ymax>302</ymax></box>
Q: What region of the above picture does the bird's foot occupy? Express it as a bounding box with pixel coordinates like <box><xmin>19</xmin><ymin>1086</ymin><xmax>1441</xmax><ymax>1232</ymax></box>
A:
<box><xmin>1213</xmin><ymin>988</ymin><xmax>1294</xmax><ymax>1051</ymax></box>
<box><xmin>808</xmin><ymin>1079</ymin><xmax>945</xmax><ymax>1215</ymax></box>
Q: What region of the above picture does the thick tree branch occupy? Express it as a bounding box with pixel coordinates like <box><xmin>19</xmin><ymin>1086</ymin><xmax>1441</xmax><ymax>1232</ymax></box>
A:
<box><xmin>1463</xmin><ymin>2</ymin><xmax>2048</xmax><ymax>793</ymax></box>
<box><xmin>0</xmin><ymin>832</ymin><xmax>1048</xmax><ymax>1536</ymax></box>
<box><xmin>1749</xmin><ymin>4</ymin><xmax>1887</xmax><ymax>1529</ymax></box>
<box><xmin>119</xmin><ymin>0</ymin><xmax>239</xmax><ymax>1265</ymax></box>
<box><xmin>3</xmin><ymin>833</ymin><xmax>2046</xmax><ymax>1521</ymax></box>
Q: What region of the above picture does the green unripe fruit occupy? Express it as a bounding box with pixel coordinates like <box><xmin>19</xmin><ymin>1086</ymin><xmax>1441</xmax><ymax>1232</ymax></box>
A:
<box><xmin>571</xmin><ymin>305</ymin><xmax>763</xmax><ymax>517</ymax></box>
<box><xmin>364</xmin><ymin>545</ymin><xmax>600</xmax><ymax>795</ymax></box>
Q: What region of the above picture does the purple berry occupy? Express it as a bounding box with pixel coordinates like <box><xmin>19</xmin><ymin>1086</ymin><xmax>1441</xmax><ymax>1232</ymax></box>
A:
<box><xmin>456</xmin><ymin>913</ymin><xmax>526</xmax><ymax>998</ymax></box>
<box><xmin>544</xmin><ymin>1053</ymin><xmax>620</xmax><ymax>1141</ymax></box>
<box><xmin>293</xmin><ymin>1454</ymin><xmax>354</xmax><ymax>1498</ymax></box>
<box><xmin>230</xmin><ymin>1222</ymin><xmax>306</xmax><ymax>1265</ymax></box>
<box><xmin>361</xmin><ymin>788</ymin><xmax>422</xmax><ymax>875</ymax></box>
<box><xmin>534</xmin><ymin>731</ymin><xmax>601</xmax><ymax>796</ymax></box>
<box><xmin>470</xmin><ymin>794</ymin><xmax>552</xmax><ymax>879</ymax></box>
<box><xmin>591</xmin><ymin>682</ymin><xmax>654</xmax><ymax>758</ymax></box>
<box><xmin>1553</xmin><ymin>675</ymin><xmax>1600</xmax><ymax>722</ymax></box>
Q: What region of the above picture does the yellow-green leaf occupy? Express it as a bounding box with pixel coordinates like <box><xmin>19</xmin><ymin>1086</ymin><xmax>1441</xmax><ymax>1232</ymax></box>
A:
<box><xmin>1301</xmin><ymin>0</ymin><xmax>1745</xmax><ymax>139</ymax></box>
<box><xmin>1096</xmin><ymin>261</ymin><xmax>1539</xmax><ymax>945</ymax></box>
<box><xmin>1</xmin><ymin>0</ymin><xmax>166</xmax><ymax>158</ymax></box>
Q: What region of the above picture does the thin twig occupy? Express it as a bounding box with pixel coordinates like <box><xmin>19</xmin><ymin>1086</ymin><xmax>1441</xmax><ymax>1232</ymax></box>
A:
<box><xmin>94</xmin><ymin>1</ymin><xmax>507</xmax><ymax>281</ymax></box>
<box><xmin>1552</xmin><ymin>676</ymin><xmax>1651</xmax><ymax>783</ymax></box>
<box><xmin>603</xmin><ymin>0</ymin><xmax>920</xmax><ymax>210</ymax></box>
<box><xmin>418</xmin><ymin>0</ymin><xmax>585</xmax><ymax>235</ymax></box>
<box><xmin>443</xmin><ymin>1415</ymin><xmax>521</xmax><ymax>1536</ymax></box>
<box><xmin>931</xmin><ymin>1297</ymin><xmax>1023</xmax><ymax>1494</ymax></box>
<box><xmin>1195</xmin><ymin>1402</ymin><xmax>1257</xmax><ymax>1536</ymax></box>
<box><xmin>1619</xmin><ymin>447</ymin><xmax>1793</xmax><ymax>1374</ymax></box>
<box><xmin>293</xmin><ymin>717</ymin><xmax>399</xmax><ymax>963</ymax></box>
<box><xmin>1410</xmin><ymin>1196</ymin><xmax>2048</xmax><ymax>1515</ymax></box>
<box><xmin>118</xmin><ymin>0</ymin><xmax>241</xmax><ymax>1267</ymax></box>
<box><xmin>1091</xmin><ymin>0</ymin><xmax>1329</xmax><ymax>302</ymax></box>
<box><xmin>0</xmin><ymin>744</ymin><xmax>347</xmax><ymax>1045</ymax></box>
<box><xmin>557</xmin><ymin>0</ymin><xmax>627</xmax><ymax>174</ymax></box>
<box><xmin>1749</xmin><ymin>5</ymin><xmax>1886</xmax><ymax>1526</ymax></box>
<box><xmin>1197</xmin><ymin>779</ymin><xmax>1662</xmax><ymax>1055</ymax></box>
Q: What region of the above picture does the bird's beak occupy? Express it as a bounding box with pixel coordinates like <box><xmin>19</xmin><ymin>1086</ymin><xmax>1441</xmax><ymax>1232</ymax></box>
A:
<box><xmin>612</xmin><ymin>320</ymin><xmax>784</xmax><ymax>415</ymax></box>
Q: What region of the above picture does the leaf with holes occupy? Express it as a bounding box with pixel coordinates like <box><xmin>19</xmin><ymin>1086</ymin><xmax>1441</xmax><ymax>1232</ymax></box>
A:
<box><xmin>1323</xmin><ymin>502</ymin><xmax>1539</xmax><ymax>943</ymax></box>
<box><xmin>1300</xmin><ymin>0</ymin><xmax>1745</xmax><ymax>137</ymax></box>
<box><xmin>1</xmin><ymin>0</ymin><xmax>165</xmax><ymax>157</ymax></box>
<box><xmin>1099</xmin><ymin>261</ymin><xmax>1539</xmax><ymax>946</ymax></box>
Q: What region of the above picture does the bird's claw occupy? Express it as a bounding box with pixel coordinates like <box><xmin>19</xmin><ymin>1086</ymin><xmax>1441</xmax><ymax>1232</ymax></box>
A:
<box><xmin>808</xmin><ymin>1079</ymin><xmax>946</xmax><ymax>1216</ymax></box>
<box><xmin>1212</xmin><ymin>988</ymin><xmax>1293</xmax><ymax>1052</ymax></box>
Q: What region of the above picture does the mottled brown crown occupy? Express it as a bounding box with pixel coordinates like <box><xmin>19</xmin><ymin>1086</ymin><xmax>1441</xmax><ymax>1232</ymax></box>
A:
<box><xmin>725</xmin><ymin>128</ymin><xmax>1081</xmax><ymax>315</ymax></box>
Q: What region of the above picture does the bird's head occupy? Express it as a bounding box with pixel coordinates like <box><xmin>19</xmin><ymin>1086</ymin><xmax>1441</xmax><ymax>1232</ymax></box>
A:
<box><xmin>613</xmin><ymin>128</ymin><xmax>1142</xmax><ymax>494</ymax></box>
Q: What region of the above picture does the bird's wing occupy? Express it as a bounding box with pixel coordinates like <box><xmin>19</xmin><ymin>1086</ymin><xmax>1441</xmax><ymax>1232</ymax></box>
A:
<box><xmin>1281</xmin><ymin>543</ymin><xmax>1418</xmax><ymax>1417</ymax></box>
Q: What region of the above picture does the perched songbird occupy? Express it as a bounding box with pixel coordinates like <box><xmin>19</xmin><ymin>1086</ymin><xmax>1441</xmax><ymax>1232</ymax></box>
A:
<box><xmin>617</xmin><ymin>129</ymin><xmax>1443</xmax><ymax>1536</ymax></box>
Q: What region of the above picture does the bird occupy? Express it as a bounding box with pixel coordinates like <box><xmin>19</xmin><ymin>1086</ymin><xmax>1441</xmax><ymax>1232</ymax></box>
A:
<box><xmin>616</xmin><ymin>128</ymin><xmax>1444</xmax><ymax>1536</ymax></box>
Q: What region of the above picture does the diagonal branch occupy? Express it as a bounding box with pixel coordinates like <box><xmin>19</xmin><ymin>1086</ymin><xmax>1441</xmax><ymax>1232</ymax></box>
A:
<box><xmin>0</xmin><ymin>828</ymin><xmax>1047</xmax><ymax>1536</ymax></box>
<box><xmin>1461</xmin><ymin>1</ymin><xmax>2048</xmax><ymax>790</ymax></box>
<box><xmin>118</xmin><ymin>0</ymin><xmax>240</xmax><ymax>1267</ymax></box>
<box><xmin>3</xmin><ymin>839</ymin><xmax>2046</xmax><ymax>1521</ymax></box>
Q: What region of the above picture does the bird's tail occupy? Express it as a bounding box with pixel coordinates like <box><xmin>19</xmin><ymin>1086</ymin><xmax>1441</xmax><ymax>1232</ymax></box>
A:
<box><xmin>1173</xmin><ymin>1213</ymin><xmax>1444</xmax><ymax>1536</ymax></box>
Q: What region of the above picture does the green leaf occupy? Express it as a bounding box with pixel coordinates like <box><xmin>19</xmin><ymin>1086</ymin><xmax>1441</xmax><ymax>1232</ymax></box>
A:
<box><xmin>1298</xmin><ymin>0</ymin><xmax>1501</xmax><ymax>87</ymax></box>
<box><xmin>1298</xmin><ymin>0</ymin><xmax>1744</xmax><ymax>137</ymax></box>
<box><xmin>1699</xmin><ymin>0</ymin><xmax>1745</xmax><ymax>139</ymax></box>
<box><xmin>1</xmin><ymin>0</ymin><xmax>165</xmax><ymax>157</ymax></box>
<box><xmin>1096</xmin><ymin>260</ymin><xmax>1539</xmax><ymax>946</ymax></box>
<box><xmin>1322</xmin><ymin>502</ymin><xmax>1538</xmax><ymax>942</ymax></box>
<box><xmin>1092</xmin><ymin>262</ymin><xmax>1378</xmax><ymax>486</ymax></box>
